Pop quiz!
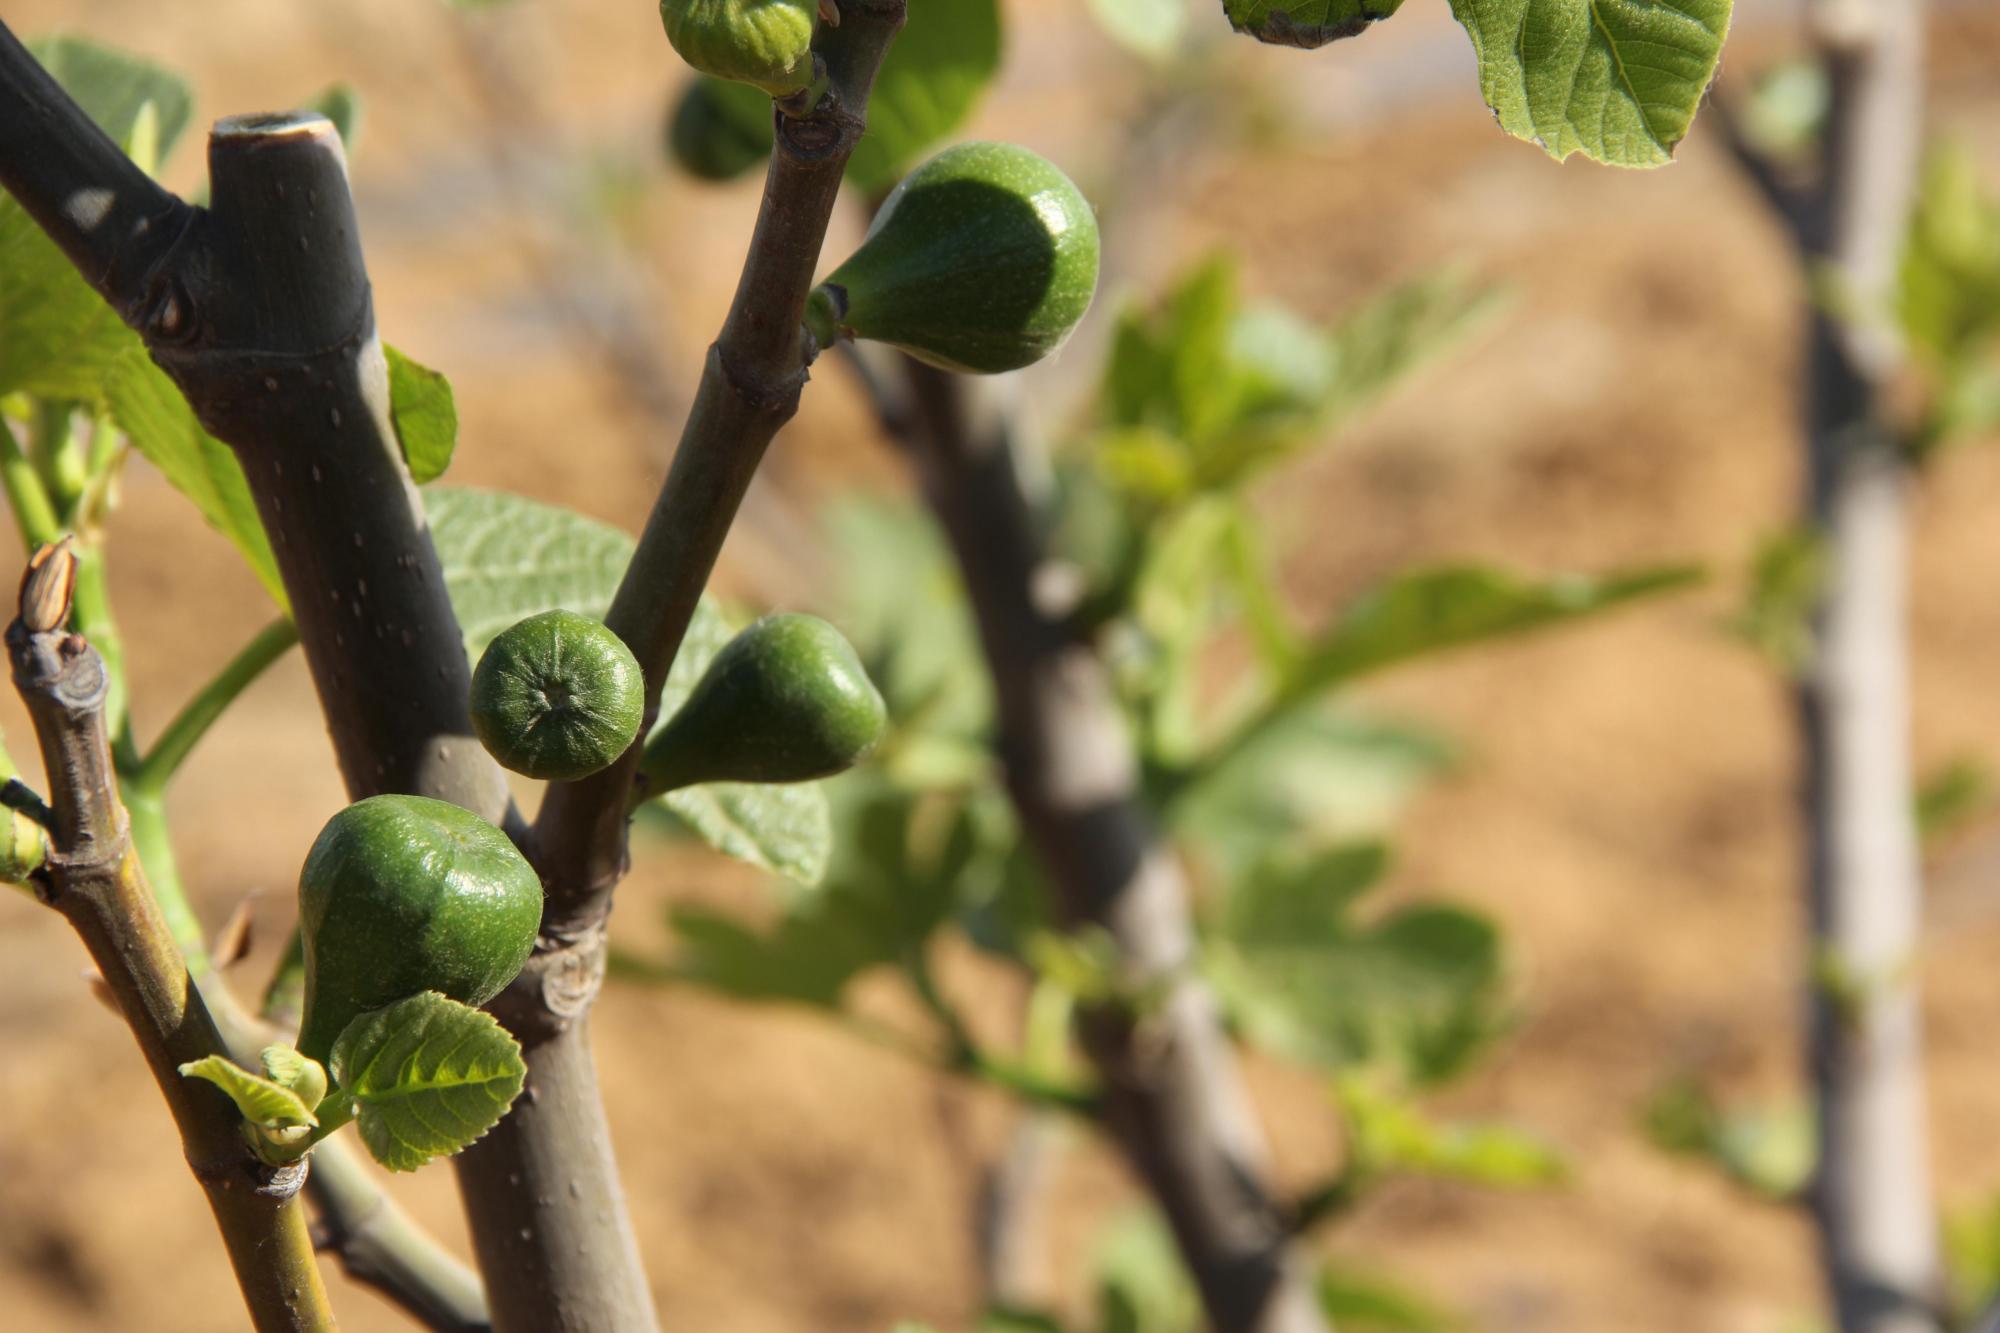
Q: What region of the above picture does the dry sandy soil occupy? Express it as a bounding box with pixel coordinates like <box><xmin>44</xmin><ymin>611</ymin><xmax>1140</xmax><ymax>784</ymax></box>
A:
<box><xmin>2</xmin><ymin>2</ymin><xmax>2000</xmax><ymax>1331</ymax></box>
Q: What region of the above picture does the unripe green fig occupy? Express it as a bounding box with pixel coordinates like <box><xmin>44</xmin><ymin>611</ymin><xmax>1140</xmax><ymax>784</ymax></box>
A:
<box><xmin>666</xmin><ymin>76</ymin><xmax>775</xmax><ymax>182</ymax></box>
<box><xmin>660</xmin><ymin>0</ymin><xmax>816</xmax><ymax>97</ymax></box>
<box><xmin>295</xmin><ymin>795</ymin><xmax>542</xmax><ymax>1063</ymax></box>
<box><xmin>642</xmin><ymin>613</ymin><xmax>886</xmax><ymax>794</ymax></box>
<box><xmin>806</xmin><ymin>141</ymin><xmax>1101</xmax><ymax>375</ymax></box>
<box><xmin>470</xmin><ymin>610</ymin><xmax>645</xmax><ymax>782</ymax></box>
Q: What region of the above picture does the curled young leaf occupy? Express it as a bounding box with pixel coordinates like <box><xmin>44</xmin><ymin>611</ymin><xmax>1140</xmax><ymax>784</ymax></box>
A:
<box><xmin>179</xmin><ymin>1055</ymin><xmax>318</xmax><ymax>1133</ymax></box>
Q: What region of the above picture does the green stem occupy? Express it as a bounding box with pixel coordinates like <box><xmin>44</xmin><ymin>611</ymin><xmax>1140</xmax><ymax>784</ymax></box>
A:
<box><xmin>532</xmin><ymin>0</ymin><xmax>910</xmax><ymax>928</ymax></box>
<box><xmin>126</xmin><ymin>787</ymin><xmax>211</xmax><ymax>978</ymax></box>
<box><xmin>30</xmin><ymin>398</ymin><xmax>86</xmax><ymax>520</ymax></box>
<box><xmin>309</xmin><ymin>1094</ymin><xmax>358</xmax><ymax>1144</ymax></box>
<box><xmin>905</xmin><ymin>951</ymin><xmax>1101</xmax><ymax>1116</ymax></box>
<box><xmin>0</xmin><ymin>420</ymin><xmax>60</xmax><ymax>549</ymax></box>
<box><xmin>130</xmin><ymin>618</ymin><xmax>299</xmax><ymax>797</ymax></box>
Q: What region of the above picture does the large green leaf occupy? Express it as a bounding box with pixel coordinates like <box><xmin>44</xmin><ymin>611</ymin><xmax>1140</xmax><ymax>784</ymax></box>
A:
<box><xmin>1316</xmin><ymin>1269</ymin><xmax>1455</xmax><ymax>1333</ymax></box>
<box><xmin>0</xmin><ymin>39</ymin><xmax>192</xmax><ymax>402</ymax></box>
<box><xmin>424</xmin><ymin>487</ymin><xmax>638</xmax><ymax>660</ymax></box>
<box><xmin>662</xmin><ymin>781</ymin><xmax>831</xmax><ymax>884</ymax></box>
<box><xmin>825</xmin><ymin>492</ymin><xmax>991</xmax><ymax>770</ymax></box>
<box><xmin>844</xmin><ymin>0</ymin><xmax>1003</xmax><ymax>197</ymax></box>
<box><xmin>651</xmin><ymin>785</ymin><xmax>979</xmax><ymax>1007</ymax></box>
<box><xmin>1446</xmin><ymin>0</ymin><xmax>1734</xmax><ymax>167</ymax></box>
<box><xmin>1096</xmin><ymin>258</ymin><xmax>1498</xmax><ymax>502</ymax></box>
<box><xmin>328</xmin><ymin>991</ymin><xmax>527</xmax><ymax>1173</ymax></box>
<box><xmin>1290</xmin><ymin>563</ymin><xmax>1700</xmax><ymax>696</ymax></box>
<box><xmin>29</xmin><ymin>37</ymin><xmax>193</xmax><ymax>158</ymax></box>
<box><xmin>103</xmin><ymin>346</ymin><xmax>287</xmax><ymax>606</ymax></box>
<box><xmin>1221</xmin><ymin>0</ymin><xmax>1403</xmax><ymax>48</ymax></box>
<box><xmin>0</xmin><ymin>204</ymin><xmax>129</xmax><ymax>402</ymax></box>
<box><xmin>1319</xmin><ymin>267</ymin><xmax>1505</xmax><ymax>427</ymax></box>
<box><xmin>1166</xmin><ymin>710</ymin><xmax>1454</xmax><ymax>879</ymax></box>
<box><xmin>1205</xmin><ymin>846</ymin><xmax>1505</xmax><ymax>1082</ymax></box>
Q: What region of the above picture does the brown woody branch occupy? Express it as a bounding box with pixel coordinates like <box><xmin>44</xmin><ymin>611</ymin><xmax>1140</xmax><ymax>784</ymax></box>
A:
<box><xmin>891</xmin><ymin>362</ymin><xmax>1330</xmax><ymax>1333</ymax></box>
<box><xmin>5</xmin><ymin>548</ymin><xmax>334</xmax><ymax>1333</ymax></box>
<box><xmin>0</xmin><ymin>23</ymin><xmax>627</xmax><ymax>1329</ymax></box>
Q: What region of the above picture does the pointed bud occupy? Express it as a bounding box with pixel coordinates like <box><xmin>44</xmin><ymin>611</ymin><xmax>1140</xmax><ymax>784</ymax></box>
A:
<box><xmin>19</xmin><ymin>538</ymin><xmax>77</xmax><ymax>634</ymax></box>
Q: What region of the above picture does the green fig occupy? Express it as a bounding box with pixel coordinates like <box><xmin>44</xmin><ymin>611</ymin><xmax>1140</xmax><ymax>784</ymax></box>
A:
<box><xmin>660</xmin><ymin>0</ymin><xmax>817</xmax><ymax>98</ymax></box>
<box><xmin>666</xmin><ymin>76</ymin><xmax>775</xmax><ymax>182</ymax></box>
<box><xmin>470</xmin><ymin>610</ymin><xmax>645</xmax><ymax>782</ymax></box>
<box><xmin>805</xmin><ymin>141</ymin><xmax>1101</xmax><ymax>374</ymax></box>
<box><xmin>641</xmin><ymin>613</ymin><xmax>887</xmax><ymax>794</ymax></box>
<box><xmin>295</xmin><ymin>795</ymin><xmax>542</xmax><ymax>1063</ymax></box>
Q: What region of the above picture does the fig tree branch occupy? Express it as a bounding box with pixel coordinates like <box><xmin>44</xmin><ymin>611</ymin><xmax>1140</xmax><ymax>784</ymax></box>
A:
<box><xmin>1721</xmin><ymin>3</ymin><xmax>1941</xmax><ymax>1328</ymax></box>
<box><xmin>0</xmin><ymin>24</ymin><xmax>186</xmax><ymax>321</ymax></box>
<box><xmin>532</xmin><ymin>1</ymin><xmax>908</xmax><ymax>926</ymax></box>
<box><xmin>1795</xmin><ymin>5</ymin><xmax>1939</xmax><ymax>1328</ymax></box>
<box><xmin>0</xmin><ymin>25</ymin><xmax>649</xmax><ymax>1329</ymax></box>
<box><xmin>892</xmin><ymin>362</ymin><xmax>1331</xmax><ymax>1333</ymax></box>
<box><xmin>4</xmin><ymin>546</ymin><xmax>335</xmax><ymax>1333</ymax></box>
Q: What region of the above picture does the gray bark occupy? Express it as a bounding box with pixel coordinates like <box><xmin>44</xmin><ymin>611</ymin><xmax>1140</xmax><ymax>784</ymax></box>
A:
<box><xmin>899</xmin><ymin>363</ymin><xmax>1329</xmax><ymax>1333</ymax></box>
<box><xmin>1795</xmin><ymin>3</ymin><xmax>1941</xmax><ymax>1329</ymax></box>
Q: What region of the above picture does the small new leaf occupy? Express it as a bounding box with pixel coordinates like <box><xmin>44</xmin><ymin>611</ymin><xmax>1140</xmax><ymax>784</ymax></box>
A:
<box><xmin>1335</xmin><ymin>1075</ymin><xmax>1565</xmax><ymax>1187</ymax></box>
<box><xmin>328</xmin><ymin>991</ymin><xmax>527</xmax><ymax>1173</ymax></box>
<box><xmin>385</xmin><ymin>345</ymin><xmax>457</xmax><ymax>484</ymax></box>
<box><xmin>1447</xmin><ymin>0</ymin><xmax>1734</xmax><ymax>167</ymax></box>
<box><xmin>259</xmin><ymin>1044</ymin><xmax>330</xmax><ymax>1110</ymax></box>
<box><xmin>179</xmin><ymin>1055</ymin><xmax>318</xmax><ymax>1130</ymax></box>
<box><xmin>1222</xmin><ymin>0</ymin><xmax>1403</xmax><ymax>48</ymax></box>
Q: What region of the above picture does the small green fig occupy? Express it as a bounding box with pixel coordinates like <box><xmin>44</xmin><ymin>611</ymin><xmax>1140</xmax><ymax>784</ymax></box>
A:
<box><xmin>470</xmin><ymin>610</ymin><xmax>645</xmax><ymax>782</ymax></box>
<box><xmin>641</xmin><ymin>613</ymin><xmax>886</xmax><ymax>794</ymax></box>
<box><xmin>806</xmin><ymin>141</ymin><xmax>1101</xmax><ymax>375</ymax></box>
<box><xmin>660</xmin><ymin>0</ymin><xmax>817</xmax><ymax>97</ymax></box>
<box><xmin>295</xmin><ymin>795</ymin><xmax>542</xmax><ymax>1063</ymax></box>
<box><xmin>666</xmin><ymin>76</ymin><xmax>775</xmax><ymax>182</ymax></box>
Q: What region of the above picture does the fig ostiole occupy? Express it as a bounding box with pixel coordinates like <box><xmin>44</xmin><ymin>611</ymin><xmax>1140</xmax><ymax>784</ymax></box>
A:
<box><xmin>805</xmin><ymin>141</ymin><xmax>1101</xmax><ymax>374</ymax></box>
<box><xmin>294</xmin><ymin>794</ymin><xmax>543</xmax><ymax>1064</ymax></box>
<box><xmin>660</xmin><ymin>0</ymin><xmax>817</xmax><ymax>97</ymax></box>
<box><xmin>470</xmin><ymin>609</ymin><xmax>645</xmax><ymax>782</ymax></box>
<box><xmin>639</xmin><ymin>613</ymin><xmax>887</xmax><ymax>797</ymax></box>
